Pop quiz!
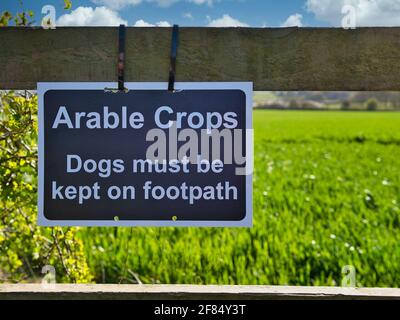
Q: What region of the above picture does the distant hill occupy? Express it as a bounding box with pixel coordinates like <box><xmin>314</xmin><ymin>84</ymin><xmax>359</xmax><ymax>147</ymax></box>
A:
<box><xmin>254</xmin><ymin>91</ymin><xmax>400</xmax><ymax>110</ymax></box>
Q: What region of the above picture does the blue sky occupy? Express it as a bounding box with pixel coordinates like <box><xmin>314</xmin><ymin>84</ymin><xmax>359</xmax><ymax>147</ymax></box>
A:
<box><xmin>3</xmin><ymin>0</ymin><xmax>400</xmax><ymax>27</ymax></box>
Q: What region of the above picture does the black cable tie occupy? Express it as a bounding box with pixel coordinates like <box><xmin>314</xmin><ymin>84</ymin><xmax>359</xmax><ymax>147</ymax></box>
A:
<box><xmin>168</xmin><ymin>24</ymin><xmax>179</xmax><ymax>92</ymax></box>
<box><xmin>118</xmin><ymin>24</ymin><xmax>126</xmax><ymax>92</ymax></box>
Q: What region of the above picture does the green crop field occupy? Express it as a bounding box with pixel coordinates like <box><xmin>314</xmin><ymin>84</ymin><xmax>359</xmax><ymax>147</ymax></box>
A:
<box><xmin>78</xmin><ymin>110</ymin><xmax>400</xmax><ymax>287</ymax></box>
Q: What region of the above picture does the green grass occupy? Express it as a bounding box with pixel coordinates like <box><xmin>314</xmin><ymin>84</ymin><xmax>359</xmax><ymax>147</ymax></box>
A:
<box><xmin>78</xmin><ymin>110</ymin><xmax>400</xmax><ymax>287</ymax></box>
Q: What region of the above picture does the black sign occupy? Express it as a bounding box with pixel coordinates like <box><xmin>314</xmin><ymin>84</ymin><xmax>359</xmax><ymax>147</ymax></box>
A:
<box><xmin>38</xmin><ymin>83</ymin><xmax>252</xmax><ymax>227</ymax></box>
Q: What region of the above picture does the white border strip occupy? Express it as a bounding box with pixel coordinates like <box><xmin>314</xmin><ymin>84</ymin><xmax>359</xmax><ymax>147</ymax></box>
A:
<box><xmin>37</xmin><ymin>82</ymin><xmax>253</xmax><ymax>227</ymax></box>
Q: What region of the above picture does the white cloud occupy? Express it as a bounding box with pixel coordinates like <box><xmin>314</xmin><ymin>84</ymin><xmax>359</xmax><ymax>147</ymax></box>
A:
<box><xmin>183</xmin><ymin>12</ymin><xmax>193</xmax><ymax>19</ymax></box>
<box><xmin>92</xmin><ymin>0</ymin><xmax>211</xmax><ymax>10</ymax></box>
<box><xmin>281</xmin><ymin>13</ymin><xmax>303</xmax><ymax>27</ymax></box>
<box><xmin>207</xmin><ymin>14</ymin><xmax>249</xmax><ymax>27</ymax></box>
<box><xmin>188</xmin><ymin>0</ymin><xmax>214</xmax><ymax>5</ymax></box>
<box><xmin>155</xmin><ymin>20</ymin><xmax>172</xmax><ymax>26</ymax></box>
<box><xmin>57</xmin><ymin>5</ymin><xmax>173</xmax><ymax>27</ymax></box>
<box><xmin>133</xmin><ymin>19</ymin><xmax>171</xmax><ymax>27</ymax></box>
<box><xmin>133</xmin><ymin>19</ymin><xmax>154</xmax><ymax>27</ymax></box>
<box><xmin>306</xmin><ymin>0</ymin><xmax>400</xmax><ymax>26</ymax></box>
<box><xmin>57</xmin><ymin>6</ymin><xmax>127</xmax><ymax>26</ymax></box>
<box><xmin>153</xmin><ymin>0</ymin><xmax>180</xmax><ymax>7</ymax></box>
<box><xmin>91</xmin><ymin>0</ymin><xmax>142</xmax><ymax>10</ymax></box>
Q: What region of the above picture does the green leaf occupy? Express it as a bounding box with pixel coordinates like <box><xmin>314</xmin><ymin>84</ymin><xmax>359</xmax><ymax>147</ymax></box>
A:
<box><xmin>64</xmin><ymin>0</ymin><xmax>72</xmax><ymax>10</ymax></box>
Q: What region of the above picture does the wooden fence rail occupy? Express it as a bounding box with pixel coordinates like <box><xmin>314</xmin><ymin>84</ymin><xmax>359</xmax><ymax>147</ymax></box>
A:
<box><xmin>2</xmin><ymin>27</ymin><xmax>400</xmax><ymax>300</ymax></box>
<box><xmin>1</xmin><ymin>284</ymin><xmax>400</xmax><ymax>300</ymax></box>
<box><xmin>2</xmin><ymin>27</ymin><xmax>400</xmax><ymax>91</ymax></box>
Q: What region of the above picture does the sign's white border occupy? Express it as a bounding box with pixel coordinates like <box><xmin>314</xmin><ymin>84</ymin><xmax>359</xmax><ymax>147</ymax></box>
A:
<box><xmin>37</xmin><ymin>82</ymin><xmax>253</xmax><ymax>227</ymax></box>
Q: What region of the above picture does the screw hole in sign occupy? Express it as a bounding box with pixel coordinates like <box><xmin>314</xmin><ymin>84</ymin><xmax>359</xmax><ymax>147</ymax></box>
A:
<box><xmin>172</xmin><ymin>216</ymin><xmax>177</xmax><ymax>221</ymax></box>
<box><xmin>114</xmin><ymin>216</ymin><xmax>120</xmax><ymax>222</ymax></box>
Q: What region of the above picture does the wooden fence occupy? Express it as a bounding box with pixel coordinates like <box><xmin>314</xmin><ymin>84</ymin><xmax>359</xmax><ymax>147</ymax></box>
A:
<box><xmin>1</xmin><ymin>27</ymin><xmax>400</xmax><ymax>91</ymax></box>
<box><xmin>1</xmin><ymin>284</ymin><xmax>400</xmax><ymax>300</ymax></box>
<box><xmin>1</xmin><ymin>26</ymin><xmax>400</xmax><ymax>299</ymax></box>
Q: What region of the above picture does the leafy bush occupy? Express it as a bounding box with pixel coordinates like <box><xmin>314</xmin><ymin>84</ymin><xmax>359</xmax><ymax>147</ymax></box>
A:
<box><xmin>0</xmin><ymin>91</ymin><xmax>92</xmax><ymax>283</ymax></box>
